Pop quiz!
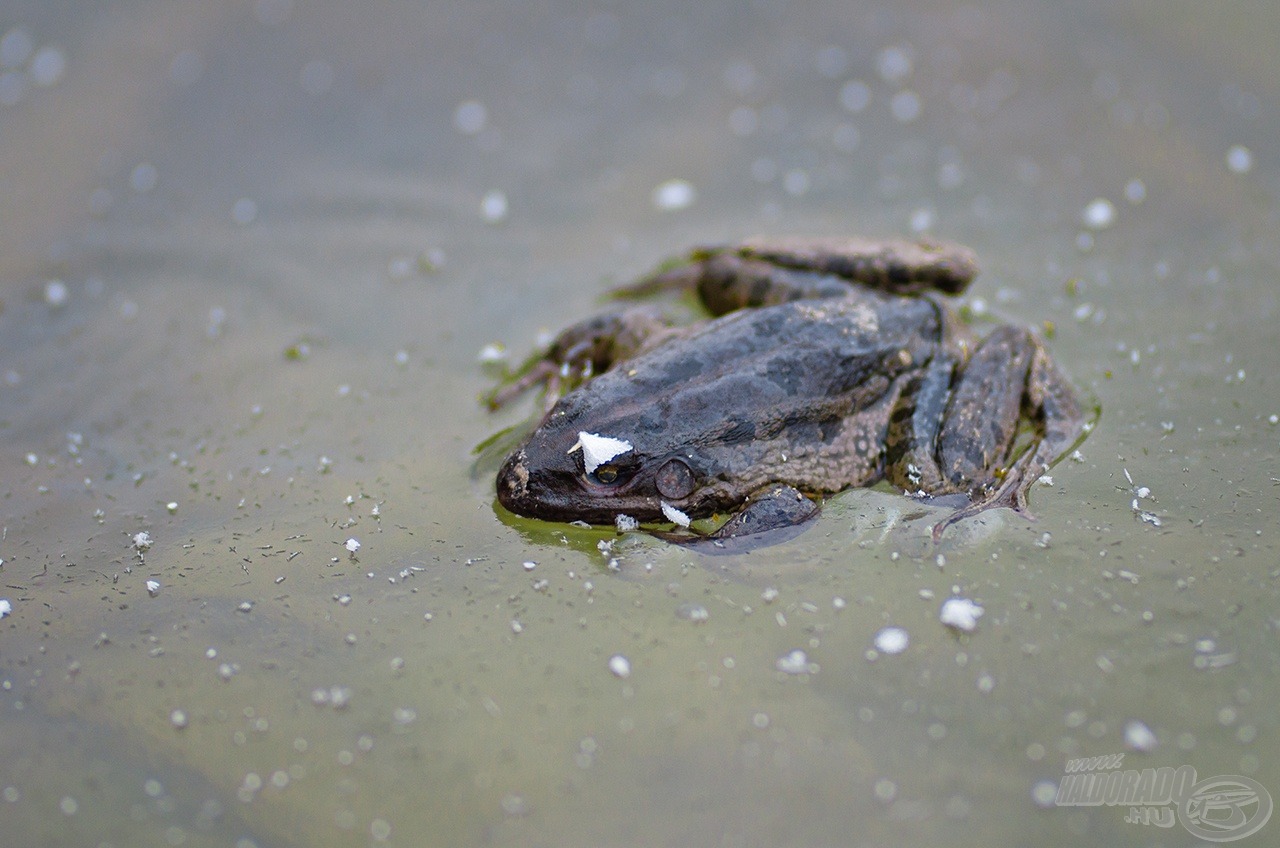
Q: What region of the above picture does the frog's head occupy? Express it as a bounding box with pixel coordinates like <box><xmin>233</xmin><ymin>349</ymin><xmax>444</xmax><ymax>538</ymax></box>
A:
<box><xmin>496</xmin><ymin>389</ymin><xmax>713</xmax><ymax>526</ymax></box>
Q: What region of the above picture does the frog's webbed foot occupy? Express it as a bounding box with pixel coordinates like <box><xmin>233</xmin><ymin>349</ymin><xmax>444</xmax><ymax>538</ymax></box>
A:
<box><xmin>485</xmin><ymin>305</ymin><xmax>673</xmax><ymax>414</ymax></box>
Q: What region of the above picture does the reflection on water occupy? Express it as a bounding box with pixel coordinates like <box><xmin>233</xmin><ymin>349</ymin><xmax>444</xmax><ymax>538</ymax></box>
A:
<box><xmin>1</xmin><ymin>0</ymin><xmax>1277</xmax><ymax>845</ymax></box>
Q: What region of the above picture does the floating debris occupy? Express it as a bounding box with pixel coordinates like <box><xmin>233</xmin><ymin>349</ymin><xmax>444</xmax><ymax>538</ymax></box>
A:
<box><xmin>480</xmin><ymin>190</ymin><xmax>508</xmax><ymax>223</ymax></box>
<box><xmin>1082</xmin><ymin>198</ymin><xmax>1116</xmax><ymax>230</ymax></box>
<box><xmin>44</xmin><ymin>279</ymin><xmax>69</xmax><ymax>307</ymax></box>
<box><xmin>607</xmin><ymin>654</ymin><xmax>631</xmax><ymax>679</ymax></box>
<box><xmin>311</xmin><ymin>685</ymin><xmax>352</xmax><ymax>709</ymax></box>
<box><xmin>170</xmin><ymin>709</ymin><xmax>188</xmax><ymax>729</ymax></box>
<box><xmin>873</xmin><ymin>626</ymin><xmax>909</xmax><ymax>655</ymax></box>
<box><xmin>0</xmin><ymin>598</ymin><xmax>11</xmax><ymax>619</ymax></box>
<box><xmin>660</xmin><ymin>501</ymin><xmax>691</xmax><ymax>528</ymax></box>
<box><xmin>652</xmin><ymin>178</ymin><xmax>695</xmax><ymax>211</ymax></box>
<box><xmin>1226</xmin><ymin>145</ymin><xmax>1253</xmax><ymax>174</ymax></box>
<box><xmin>1123</xmin><ymin>468</ymin><xmax>1162</xmax><ymax>526</ymax></box>
<box><xmin>344</xmin><ymin>537</ymin><xmax>360</xmax><ymax>553</ymax></box>
<box><xmin>675</xmin><ymin>602</ymin><xmax>709</xmax><ymax>623</ymax></box>
<box><xmin>614</xmin><ymin>513</ymin><xmax>639</xmax><ymax>532</ymax></box>
<box><xmin>476</xmin><ymin>342</ymin><xmax>506</xmax><ymax>364</ymax></box>
<box><xmin>146</xmin><ymin>580</ymin><xmax>161</xmax><ymax>597</ymax></box>
<box><xmin>939</xmin><ymin>597</ymin><xmax>984</xmax><ymax>632</ymax></box>
<box><xmin>133</xmin><ymin>531</ymin><xmax>153</xmax><ymax>551</ymax></box>
<box><xmin>1124</xmin><ymin>719</ymin><xmax>1158</xmax><ymax>753</ymax></box>
<box><xmin>776</xmin><ymin>649</ymin><xmax>817</xmax><ymax>675</ymax></box>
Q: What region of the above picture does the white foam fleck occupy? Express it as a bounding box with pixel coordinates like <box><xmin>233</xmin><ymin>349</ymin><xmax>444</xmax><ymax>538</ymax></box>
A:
<box><xmin>652</xmin><ymin>179</ymin><xmax>695</xmax><ymax>211</ymax></box>
<box><xmin>776</xmin><ymin>649</ymin><xmax>815</xmax><ymax>675</ymax></box>
<box><xmin>939</xmin><ymin>597</ymin><xmax>984</xmax><ymax>632</ymax></box>
<box><xmin>660</xmin><ymin>501</ymin><xmax>691</xmax><ymax>528</ymax></box>
<box><xmin>607</xmin><ymin>654</ymin><xmax>631</xmax><ymax>678</ymax></box>
<box><xmin>1082</xmin><ymin>198</ymin><xmax>1116</xmax><ymax>230</ymax></box>
<box><xmin>873</xmin><ymin>626</ymin><xmax>909</xmax><ymax>655</ymax></box>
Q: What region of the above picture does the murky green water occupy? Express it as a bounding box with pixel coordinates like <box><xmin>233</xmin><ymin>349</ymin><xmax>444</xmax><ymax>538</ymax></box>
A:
<box><xmin>2</xmin><ymin>1</ymin><xmax>1277</xmax><ymax>846</ymax></box>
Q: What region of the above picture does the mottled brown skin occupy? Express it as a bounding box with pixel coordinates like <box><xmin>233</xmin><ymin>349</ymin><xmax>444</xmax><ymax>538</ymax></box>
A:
<box><xmin>489</xmin><ymin>237</ymin><xmax>1087</xmax><ymax>541</ymax></box>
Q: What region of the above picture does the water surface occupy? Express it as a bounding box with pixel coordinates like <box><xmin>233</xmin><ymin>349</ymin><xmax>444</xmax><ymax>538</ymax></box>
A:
<box><xmin>2</xmin><ymin>1</ymin><xmax>1277</xmax><ymax>846</ymax></box>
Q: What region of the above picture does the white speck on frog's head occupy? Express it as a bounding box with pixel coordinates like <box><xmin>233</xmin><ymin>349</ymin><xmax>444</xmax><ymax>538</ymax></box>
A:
<box><xmin>569</xmin><ymin>431</ymin><xmax>633</xmax><ymax>474</ymax></box>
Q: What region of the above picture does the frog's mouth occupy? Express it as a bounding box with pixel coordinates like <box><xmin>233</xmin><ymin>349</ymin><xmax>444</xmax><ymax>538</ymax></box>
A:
<box><xmin>496</xmin><ymin>448</ymin><xmax>673</xmax><ymax>525</ymax></box>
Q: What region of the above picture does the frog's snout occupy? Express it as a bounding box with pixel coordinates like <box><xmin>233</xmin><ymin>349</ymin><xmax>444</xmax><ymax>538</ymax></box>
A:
<box><xmin>496</xmin><ymin>450</ymin><xmax>531</xmax><ymax>513</ymax></box>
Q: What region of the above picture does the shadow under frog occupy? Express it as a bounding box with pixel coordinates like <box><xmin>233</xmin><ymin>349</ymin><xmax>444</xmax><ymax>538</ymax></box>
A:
<box><xmin>486</xmin><ymin>236</ymin><xmax>1091</xmax><ymax>550</ymax></box>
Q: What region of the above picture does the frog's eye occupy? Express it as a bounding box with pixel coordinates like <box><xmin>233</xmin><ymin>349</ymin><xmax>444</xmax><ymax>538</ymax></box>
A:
<box><xmin>655</xmin><ymin>458</ymin><xmax>696</xmax><ymax>499</ymax></box>
<box><xmin>592</xmin><ymin>464</ymin><xmax>621</xmax><ymax>484</ymax></box>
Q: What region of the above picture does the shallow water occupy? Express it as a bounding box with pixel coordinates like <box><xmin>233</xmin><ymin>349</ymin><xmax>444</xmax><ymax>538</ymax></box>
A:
<box><xmin>2</xmin><ymin>1</ymin><xmax>1278</xmax><ymax>846</ymax></box>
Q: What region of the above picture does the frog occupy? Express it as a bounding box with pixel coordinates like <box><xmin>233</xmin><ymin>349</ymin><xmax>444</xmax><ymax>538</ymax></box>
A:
<box><xmin>487</xmin><ymin>236</ymin><xmax>1088</xmax><ymax>543</ymax></box>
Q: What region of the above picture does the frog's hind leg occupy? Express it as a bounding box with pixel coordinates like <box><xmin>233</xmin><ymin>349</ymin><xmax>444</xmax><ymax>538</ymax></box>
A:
<box><xmin>736</xmin><ymin>236</ymin><xmax>979</xmax><ymax>295</ymax></box>
<box><xmin>622</xmin><ymin>251</ymin><xmax>853</xmax><ymax>316</ymax></box>
<box><xmin>930</xmin><ymin>326</ymin><xmax>1086</xmax><ymax>539</ymax></box>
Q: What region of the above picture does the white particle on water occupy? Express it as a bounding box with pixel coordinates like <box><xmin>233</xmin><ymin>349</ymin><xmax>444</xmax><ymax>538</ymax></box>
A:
<box><xmin>476</xmin><ymin>342</ymin><xmax>506</xmax><ymax>363</ymax></box>
<box><xmin>1226</xmin><ymin>145</ymin><xmax>1253</xmax><ymax>174</ymax></box>
<box><xmin>614</xmin><ymin>513</ymin><xmax>639</xmax><ymax>532</ymax></box>
<box><xmin>1124</xmin><ymin>719</ymin><xmax>1158</xmax><ymax>753</ymax></box>
<box><xmin>939</xmin><ymin>597</ymin><xmax>984</xmax><ymax>632</ymax></box>
<box><xmin>876</xmin><ymin>45</ymin><xmax>913</xmax><ymax>83</ymax></box>
<box><xmin>889</xmin><ymin>90</ymin><xmax>921</xmax><ymax>122</ymax></box>
<box><xmin>675</xmin><ymin>602</ymin><xmax>709</xmax><ymax>623</ymax></box>
<box><xmin>1124</xmin><ymin>179</ymin><xmax>1146</xmax><ymax>204</ymax></box>
<box><xmin>838</xmin><ymin>79</ymin><xmax>870</xmax><ymax>112</ymax></box>
<box><xmin>608</xmin><ymin>654</ymin><xmax>631</xmax><ymax>678</ymax></box>
<box><xmin>1082</xmin><ymin>198</ymin><xmax>1116</xmax><ymax>230</ymax></box>
<box><xmin>453</xmin><ymin>100</ymin><xmax>487</xmax><ymax>135</ymax></box>
<box><xmin>29</xmin><ymin>46</ymin><xmax>66</xmax><ymax>87</ymax></box>
<box><xmin>0</xmin><ymin>599</ymin><xmax>12</xmax><ymax>619</ymax></box>
<box><xmin>652</xmin><ymin>178</ymin><xmax>695</xmax><ymax>211</ymax></box>
<box><xmin>130</xmin><ymin>162</ymin><xmax>158</xmax><ymax>194</ymax></box>
<box><xmin>480</xmin><ymin>189</ymin><xmax>508</xmax><ymax>222</ymax></box>
<box><xmin>133</xmin><ymin>531</ymin><xmax>153</xmax><ymax>551</ymax></box>
<box><xmin>872</xmin><ymin>777</ymin><xmax>898</xmax><ymax>803</ymax></box>
<box><xmin>344</xmin><ymin>538</ymin><xmax>360</xmax><ymax>553</ymax></box>
<box><xmin>231</xmin><ymin>198</ymin><xmax>258</xmax><ymax>225</ymax></box>
<box><xmin>44</xmin><ymin>279</ymin><xmax>69</xmax><ymax>307</ymax></box>
<box><xmin>776</xmin><ymin>649</ymin><xmax>815</xmax><ymax>675</ymax></box>
<box><xmin>146</xmin><ymin>580</ymin><xmax>161</xmax><ymax>597</ymax></box>
<box><xmin>170</xmin><ymin>709</ymin><xmax>188</xmax><ymax>729</ymax></box>
<box><xmin>0</xmin><ymin>27</ymin><xmax>33</xmax><ymax>68</ymax></box>
<box><xmin>873</xmin><ymin>626</ymin><xmax>909</xmax><ymax>655</ymax></box>
<box><xmin>1031</xmin><ymin>779</ymin><xmax>1059</xmax><ymax>808</ymax></box>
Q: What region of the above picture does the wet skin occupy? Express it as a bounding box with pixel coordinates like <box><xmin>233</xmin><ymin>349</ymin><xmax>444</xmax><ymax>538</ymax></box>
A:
<box><xmin>489</xmin><ymin>237</ymin><xmax>1088</xmax><ymax>541</ymax></box>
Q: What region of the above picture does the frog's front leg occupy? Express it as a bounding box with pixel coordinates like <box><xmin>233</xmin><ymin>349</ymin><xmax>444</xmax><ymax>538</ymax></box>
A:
<box><xmin>486</xmin><ymin>305</ymin><xmax>673</xmax><ymax>413</ymax></box>
<box><xmin>927</xmin><ymin>325</ymin><xmax>1087</xmax><ymax>538</ymax></box>
<box><xmin>661</xmin><ymin>484</ymin><xmax>820</xmax><ymax>552</ymax></box>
